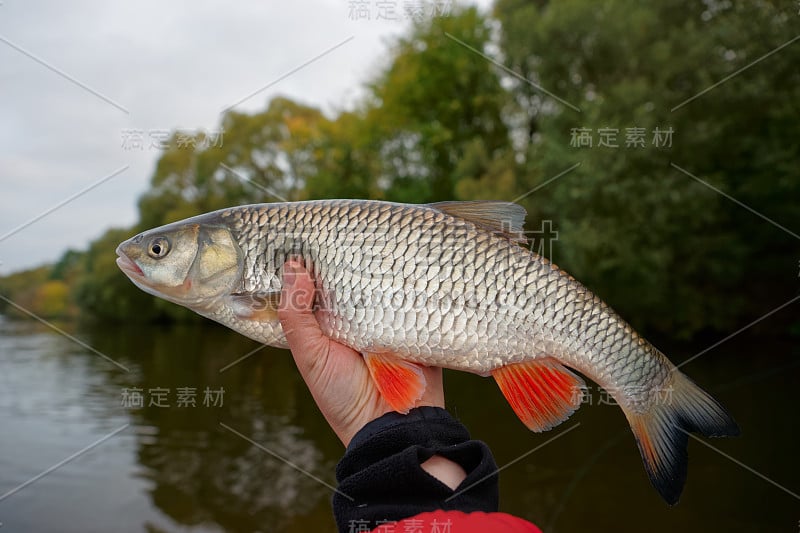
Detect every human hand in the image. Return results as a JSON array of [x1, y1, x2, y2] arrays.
[[277, 260, 446, 447]]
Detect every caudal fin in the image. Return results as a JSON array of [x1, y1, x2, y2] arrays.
[[624, 370, 740, 505]]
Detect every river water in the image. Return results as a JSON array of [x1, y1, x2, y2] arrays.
[[0, 315, 797, 532]]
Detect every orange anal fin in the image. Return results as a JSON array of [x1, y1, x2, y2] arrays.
[[363, 352, 427, 414], [491, 358, 586, 432]]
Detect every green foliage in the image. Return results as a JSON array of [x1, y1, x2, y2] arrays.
[[0, 265, 56, 317], [1, 2, 797, 338], [366, 6, 510, 202], [494, 0, 800, 336], [304, 110, 383, 200], [219, 97, 330, 202], [33, 280, 70, 317]]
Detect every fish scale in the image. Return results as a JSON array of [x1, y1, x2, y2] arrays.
[[116, 198, 739, 504], [217, 201, 666, 395]]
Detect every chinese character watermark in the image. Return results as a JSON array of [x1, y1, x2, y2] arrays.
[[528, 219, 558, 262], [149, 387, 170, 407], [121, 386, 225, 408], [348, 519, 371, 533], [347, 0, 452, 22], [429, 518, 452, 533], [203, 386, 225, 407], [374, 519, 397, 532], [597, 127, 617, 148], [651, 126, 673, 148], [569, 385, 674, 406], [570, 126, 674, 149], [352, 517, 452, 532], [176, 386, 197, 407], [400, 517, 423, 533], [121, 128, 225, 151], [120, 387, 144, 408], [570, 127, 593, 148]]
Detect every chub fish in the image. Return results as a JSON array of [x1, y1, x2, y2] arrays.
[[116, 199, 739, 503]]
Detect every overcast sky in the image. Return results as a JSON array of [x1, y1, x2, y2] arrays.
[[0, 0, 493, 274]]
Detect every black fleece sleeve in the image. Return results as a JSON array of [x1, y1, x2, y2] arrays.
[[332, 406, 499, 532]]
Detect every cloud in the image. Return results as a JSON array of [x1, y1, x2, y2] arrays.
[[0, 0, 491, 274]]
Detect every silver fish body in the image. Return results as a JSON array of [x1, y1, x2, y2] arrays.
[[116, 199, 739, 504], [212, 201, 663, 406]]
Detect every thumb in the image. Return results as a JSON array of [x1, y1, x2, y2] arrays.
[[278, 261, 329, 373]]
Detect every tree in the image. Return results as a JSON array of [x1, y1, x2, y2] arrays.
[[366, 6, 511, 202], [4, 1, 797, 338], [494, 0, 800, 336], [304, 110, 383, 200], [0, 265, 53, 317], [32, 280, 70, 318], [220, 96, 331, 202]]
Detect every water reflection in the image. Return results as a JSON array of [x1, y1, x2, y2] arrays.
[[1, 318, 343, 532], [83, 323, 342, 532], [0, 315, 798, 532]]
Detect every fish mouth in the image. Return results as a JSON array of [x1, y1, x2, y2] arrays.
[[115, 247, 144, 277]]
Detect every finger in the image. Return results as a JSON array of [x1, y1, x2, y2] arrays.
[[278, 261, 329, 373], [420, 366, 445, 408]]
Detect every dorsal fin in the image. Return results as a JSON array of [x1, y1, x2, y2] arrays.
[[429, 201, 527, 243]]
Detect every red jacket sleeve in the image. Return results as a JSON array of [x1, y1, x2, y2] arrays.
[[372, 510, 542, 533]]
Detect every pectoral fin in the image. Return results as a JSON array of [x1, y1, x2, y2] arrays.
[[492, 357, 586, 432], [363, 352, 427, 414], [230, 290, 281, 321]]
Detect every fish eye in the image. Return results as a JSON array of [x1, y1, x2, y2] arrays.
[[147, 237, 170, 259]]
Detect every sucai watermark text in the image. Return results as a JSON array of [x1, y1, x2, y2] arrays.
[[350, 517, 453, 532], [570, 126, 674, 148], [120, 386, 225, 408], [258, 285, 539, 316], [120, 128, 224, 151], [347, 0, 452, 22]]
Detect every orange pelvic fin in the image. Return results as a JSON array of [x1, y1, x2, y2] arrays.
[[491, 358, 586, 432], [363, 352, 427, 414]]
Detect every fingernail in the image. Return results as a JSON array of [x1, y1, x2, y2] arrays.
[[284, 262, 298, 287]]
